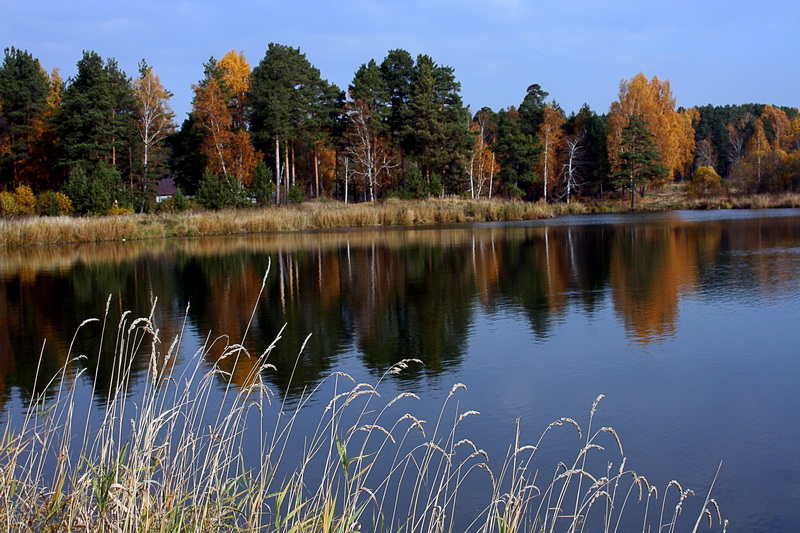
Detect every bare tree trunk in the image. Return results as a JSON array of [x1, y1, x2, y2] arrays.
[[344, 156, 349, 204], [291, 142, 296, 188], [489, 152, 495, 200], [284, 140, 290, 201], [314, 144, 320, 197], [468, 150, 476, 199]]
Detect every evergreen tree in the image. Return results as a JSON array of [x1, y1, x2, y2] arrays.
[[494, 108, 539, 199], [53, 51, 139, 177], [249, 43, 322, 203], [612, 115, 669, 210], [62, 161, 130, 214], [0, 47, 50, 188], [350, 59, 390, 124], [379, 49, 414, 151], [195, 171, 247, 210], [402, 54, 471, 194], [518, 83, 549, 135], [167, 117, 207, 196], [251, 160, 274, 206]]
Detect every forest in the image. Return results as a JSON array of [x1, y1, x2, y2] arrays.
[[1, 44, 799, 216]]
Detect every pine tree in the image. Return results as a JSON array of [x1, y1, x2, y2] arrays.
[[54, 51, 138, 174], [612, 115, 669, 210], [0, 47, 50, 188], [249, 43, 338, 203]]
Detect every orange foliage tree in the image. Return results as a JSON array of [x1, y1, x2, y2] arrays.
[[607, 73, 695, 185], [192, 76, 258, 187]]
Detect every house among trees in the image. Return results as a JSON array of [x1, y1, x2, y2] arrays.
[[156, 178, 177, 203]]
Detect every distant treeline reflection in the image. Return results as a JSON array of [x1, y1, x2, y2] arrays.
[[1, 213, 798, 405]]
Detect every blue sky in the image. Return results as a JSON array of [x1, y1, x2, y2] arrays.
[[3, 0, 798, 121]]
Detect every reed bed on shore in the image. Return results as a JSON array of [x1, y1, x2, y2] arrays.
[[0, 270, 726, 532], [0, 199, 584, 248], [685, 192, 800, 210], [3, 193, 799, 248]]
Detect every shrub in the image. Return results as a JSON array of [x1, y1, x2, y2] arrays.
[[402, 167, 428, 199], [56, 192, 73, 215], [196, 172, 248, 210], [13, 185, 36, 215], [0, 191, 19, 217], [429, 173, 443, 198], [171, 189, 192, 211], [251, 161, 275, 206], [36, 191, 66, 217], [108, 203, 135, 215], [288, 183, 305, 203], [156, 189, 192, 213], [687, 166, 723, 198], [62, 166, 92, 214], [63, 163, 132, 215]]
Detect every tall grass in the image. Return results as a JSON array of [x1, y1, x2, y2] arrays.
[[0, 268, 726, 532], [0, 199, 585, 247]]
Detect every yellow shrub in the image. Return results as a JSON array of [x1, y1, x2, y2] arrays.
[[0, 191, 19, 217], [56, 192, 73, 215], [108, 204, 134, 215], [14, 185, 36, 215], [686, 166, 723, 198]]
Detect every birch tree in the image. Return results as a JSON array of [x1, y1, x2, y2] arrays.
[[133, 60, 175, 204], [344, 99, 395, 201], [535, 103, 565, 201], [560, 131, 586, 203]]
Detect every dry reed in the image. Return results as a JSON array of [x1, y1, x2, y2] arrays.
[[0, 267, 727, 532], [0, 199, 584, 248]]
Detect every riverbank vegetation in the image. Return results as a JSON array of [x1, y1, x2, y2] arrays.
[[1, 45, 798, 222], [0, 198, 585, 246], [0, 290, 727, 531], [3, 191, 800, 247]]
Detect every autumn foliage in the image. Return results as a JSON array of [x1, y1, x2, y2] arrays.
[[607, 73, 695, 183], [1, 45, 799, 216]]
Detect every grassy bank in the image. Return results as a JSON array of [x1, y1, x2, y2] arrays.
[[1, 198, 580, 247], [3, 193, 800, 248], [0, 285, 726, 532]]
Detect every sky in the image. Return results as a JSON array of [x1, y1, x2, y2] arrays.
[[2, 0, 798, 122]]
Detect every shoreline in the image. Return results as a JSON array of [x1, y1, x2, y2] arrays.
[[2, 193, 800, 248]]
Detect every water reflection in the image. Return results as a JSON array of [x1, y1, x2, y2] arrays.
[[1, 210, 799, 405]]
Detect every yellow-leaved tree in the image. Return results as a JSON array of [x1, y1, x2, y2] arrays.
[[218, 50, 251, 130], [760, 105, 792, 153], [607, 73, 695, 188]]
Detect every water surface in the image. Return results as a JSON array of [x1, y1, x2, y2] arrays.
[[1, 209, 799, 531]]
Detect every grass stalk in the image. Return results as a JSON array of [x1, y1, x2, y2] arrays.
[[0, 290, 727, 532]]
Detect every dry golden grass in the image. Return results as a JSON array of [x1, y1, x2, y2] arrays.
[[4, 191, 797, 248], [0, 199, 583, 248], [0, 270, 727, 532]]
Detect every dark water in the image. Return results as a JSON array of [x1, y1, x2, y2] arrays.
[[1, 209, 799, 531]]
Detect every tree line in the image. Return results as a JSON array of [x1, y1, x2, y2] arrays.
[[1, 45, 799, 216]]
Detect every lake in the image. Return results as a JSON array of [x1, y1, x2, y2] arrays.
[[1, 209, 799, 531]]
